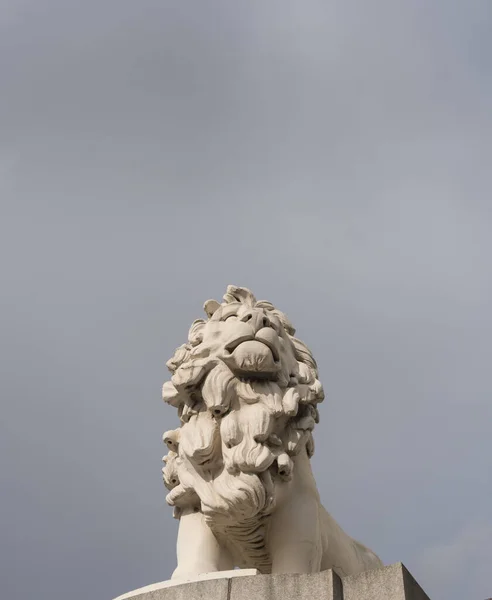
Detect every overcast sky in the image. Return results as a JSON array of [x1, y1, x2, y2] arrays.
[[1, 2, 491, 600]]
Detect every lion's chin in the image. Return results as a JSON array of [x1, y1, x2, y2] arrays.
[[222, 340, 279, 380]]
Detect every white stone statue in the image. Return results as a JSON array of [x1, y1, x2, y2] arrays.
[[162, 285, 383, 579]]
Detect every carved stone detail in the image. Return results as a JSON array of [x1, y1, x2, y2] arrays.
[[162, 286, 383, 579]]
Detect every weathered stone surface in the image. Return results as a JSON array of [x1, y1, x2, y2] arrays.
[[114, 569, 258, 600], [114, 564, 432, 600], [230, 569, 343, 600], [113, 577, 229, 600], [342, 563, 430, 600]]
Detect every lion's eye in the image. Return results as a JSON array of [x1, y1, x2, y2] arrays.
[[224, 315, 238, 322]]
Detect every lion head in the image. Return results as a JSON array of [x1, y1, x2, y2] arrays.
[[162, 285, 324, 527]]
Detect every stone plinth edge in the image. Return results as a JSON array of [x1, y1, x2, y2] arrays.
[[113, 563, 431, 600], [342, 563, 430, 600], [113, 569, 259, 600]]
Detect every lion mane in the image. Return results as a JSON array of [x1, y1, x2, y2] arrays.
[[162, 285, 324, 571]]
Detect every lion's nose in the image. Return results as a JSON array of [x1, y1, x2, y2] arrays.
[[240, 310, 271, 333]]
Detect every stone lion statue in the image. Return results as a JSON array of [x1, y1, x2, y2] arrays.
[[162, 285, 383, 579]]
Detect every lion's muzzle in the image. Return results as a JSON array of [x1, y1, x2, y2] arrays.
[[222, 327, 281, 379]]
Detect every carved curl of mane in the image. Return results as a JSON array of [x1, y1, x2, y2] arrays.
[[161, 286, 324, 535]]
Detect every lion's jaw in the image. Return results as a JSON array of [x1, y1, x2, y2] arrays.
[[224, 338, 278, 378]]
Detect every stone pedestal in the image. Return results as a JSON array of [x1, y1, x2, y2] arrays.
[[114, 563, 431, 600]]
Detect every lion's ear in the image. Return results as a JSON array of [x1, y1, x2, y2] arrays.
[[203, 299, 221, 318]]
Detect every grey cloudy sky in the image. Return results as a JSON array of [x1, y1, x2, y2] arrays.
[[1, 1, 491, 599]]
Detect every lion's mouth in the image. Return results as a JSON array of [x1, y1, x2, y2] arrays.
[[225, 335, 280, 363]]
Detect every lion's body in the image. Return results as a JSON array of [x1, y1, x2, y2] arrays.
[[162, 286, 383, 578]]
